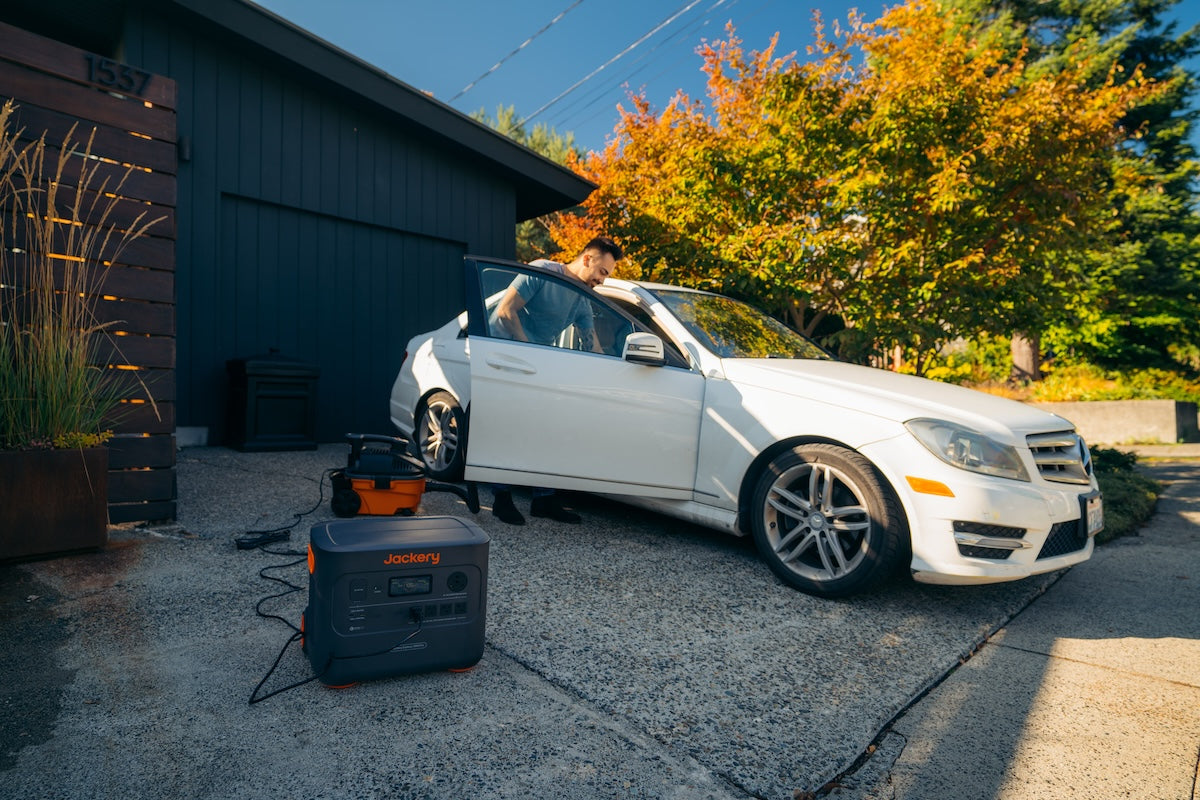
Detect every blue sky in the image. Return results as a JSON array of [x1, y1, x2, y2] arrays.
[[253, 0, 1200, 154]]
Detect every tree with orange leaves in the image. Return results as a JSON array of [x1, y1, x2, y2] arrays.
[[550, 0, 1160, 373], [552, 21, 865, 339], [846, 1, 1158, 373]]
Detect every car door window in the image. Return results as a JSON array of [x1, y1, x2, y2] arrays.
[[602, 295, 690, 368], [479, 264, 631, 357]]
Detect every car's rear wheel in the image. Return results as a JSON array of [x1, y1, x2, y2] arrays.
[[414, 391, 466, 481], [750, 444, 907, 598]]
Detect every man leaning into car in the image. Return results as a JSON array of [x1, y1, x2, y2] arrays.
[[487, 235, 623, 526], [492, 236, 620, 350]]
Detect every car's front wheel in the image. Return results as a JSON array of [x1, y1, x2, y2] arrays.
[[414, 391, 466, 481], [750, 444, 907, 598]]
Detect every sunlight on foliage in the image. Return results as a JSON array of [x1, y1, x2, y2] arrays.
[[1029, 364, 1200, 402], [548, 0, 1181, 377]]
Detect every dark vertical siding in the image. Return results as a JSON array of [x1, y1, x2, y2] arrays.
[[121, 10, 518, 442]]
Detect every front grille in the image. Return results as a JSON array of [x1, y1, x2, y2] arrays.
[[1026, 431, 1093, 485], [1037, 519, 1088, 559]]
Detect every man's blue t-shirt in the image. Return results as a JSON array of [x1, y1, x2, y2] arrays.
[[492, 260, 594, 346]]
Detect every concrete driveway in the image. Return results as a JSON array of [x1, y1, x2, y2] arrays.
[[0, 444, 1110, 799]]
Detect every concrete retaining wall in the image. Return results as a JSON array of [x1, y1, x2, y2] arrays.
[[1031, 400, 1200, 446]]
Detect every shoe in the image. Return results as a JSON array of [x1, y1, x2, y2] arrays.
[[530, 494, 581, 524], [491, 490, 525, 525]]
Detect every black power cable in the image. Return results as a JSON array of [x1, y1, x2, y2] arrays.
[[248, 605, 430, 705], [239, 468, 333, 703], [233, 468, 338, 550], [249, 632, 318, 704], [245, 544, 314, 703]]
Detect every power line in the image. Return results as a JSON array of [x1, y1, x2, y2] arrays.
[[545, 0, 799, 146], [551, 48, 706, 139], [450, 0, 585, 102], [518, 0, 709, 126], [542, 0, 735, 131]]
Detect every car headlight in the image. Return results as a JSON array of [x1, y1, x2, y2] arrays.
[[905, 418, 1030, 482]]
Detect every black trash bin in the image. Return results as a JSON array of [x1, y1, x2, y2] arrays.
[[226, 349, 319, 451]]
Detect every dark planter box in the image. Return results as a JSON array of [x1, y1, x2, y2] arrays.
[[0, 446, 109, 562]]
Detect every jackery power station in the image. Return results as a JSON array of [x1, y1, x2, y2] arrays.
[[302, 516, 490, 685]]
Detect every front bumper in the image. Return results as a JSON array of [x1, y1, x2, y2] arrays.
[[862, 436, 1099, 586]]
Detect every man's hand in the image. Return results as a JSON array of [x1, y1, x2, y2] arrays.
[[581, 328, 604, 354]]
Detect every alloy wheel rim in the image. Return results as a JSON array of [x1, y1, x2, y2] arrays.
[[420, 401, 458, 471], [762, 461, 872, 583]]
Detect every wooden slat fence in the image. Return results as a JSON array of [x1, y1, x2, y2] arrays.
[[0, 20, 178, 522]]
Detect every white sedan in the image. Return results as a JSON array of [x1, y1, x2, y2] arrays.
[[390, 257, 1102, 597]]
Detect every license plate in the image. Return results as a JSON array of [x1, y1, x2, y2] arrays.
[[1084, 493, 1104, 537]]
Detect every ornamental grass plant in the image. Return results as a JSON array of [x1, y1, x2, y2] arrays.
[[0, 100, 161, 450]]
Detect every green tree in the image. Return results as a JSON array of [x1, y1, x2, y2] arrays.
[[845, 1, 1159, 373], [471, 105, 581, 261], [949, 0, 1200, 374]]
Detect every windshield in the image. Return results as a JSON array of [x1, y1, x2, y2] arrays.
[[649, 289, 831, 360]]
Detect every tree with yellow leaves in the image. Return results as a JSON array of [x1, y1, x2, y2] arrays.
[[552, 0, 1161, 374]]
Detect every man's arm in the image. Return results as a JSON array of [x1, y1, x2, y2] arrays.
[[574, 300, 604, 353], [494, 287, 529, 342]]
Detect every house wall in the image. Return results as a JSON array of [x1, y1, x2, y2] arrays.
[[1, 0, 579, 523], [119, 7, 519, 443]]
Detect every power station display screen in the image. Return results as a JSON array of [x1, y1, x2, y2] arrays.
[[388, 575, 432, 596]]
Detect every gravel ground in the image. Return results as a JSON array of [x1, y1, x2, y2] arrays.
[[1, 444, 1068, 800]]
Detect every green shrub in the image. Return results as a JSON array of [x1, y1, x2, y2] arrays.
[[923, 334, 1013, 385], [1091, 448, 1160, 544], [1095, 469, 1159, 544], [1028, 364, 1200, 403], [1091, 446, 1140, 474]]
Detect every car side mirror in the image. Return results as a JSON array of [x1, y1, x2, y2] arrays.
[[622, 331, 666, 366]]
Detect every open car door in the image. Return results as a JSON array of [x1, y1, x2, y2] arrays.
[[462, 256, 704, 498]]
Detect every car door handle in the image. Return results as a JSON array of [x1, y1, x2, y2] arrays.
[[484, 354, 536, 374]]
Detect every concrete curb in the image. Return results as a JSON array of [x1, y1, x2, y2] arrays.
[[1125, 443, 1200, 460]]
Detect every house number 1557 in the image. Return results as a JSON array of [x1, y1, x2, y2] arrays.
[[84, 54, 152, 97]]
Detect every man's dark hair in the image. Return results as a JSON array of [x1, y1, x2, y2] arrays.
[[581, 236, 622, 261]]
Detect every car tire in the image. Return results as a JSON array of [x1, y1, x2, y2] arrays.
[[750, 443, 908, 598], [414, 391, 466, 481]]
